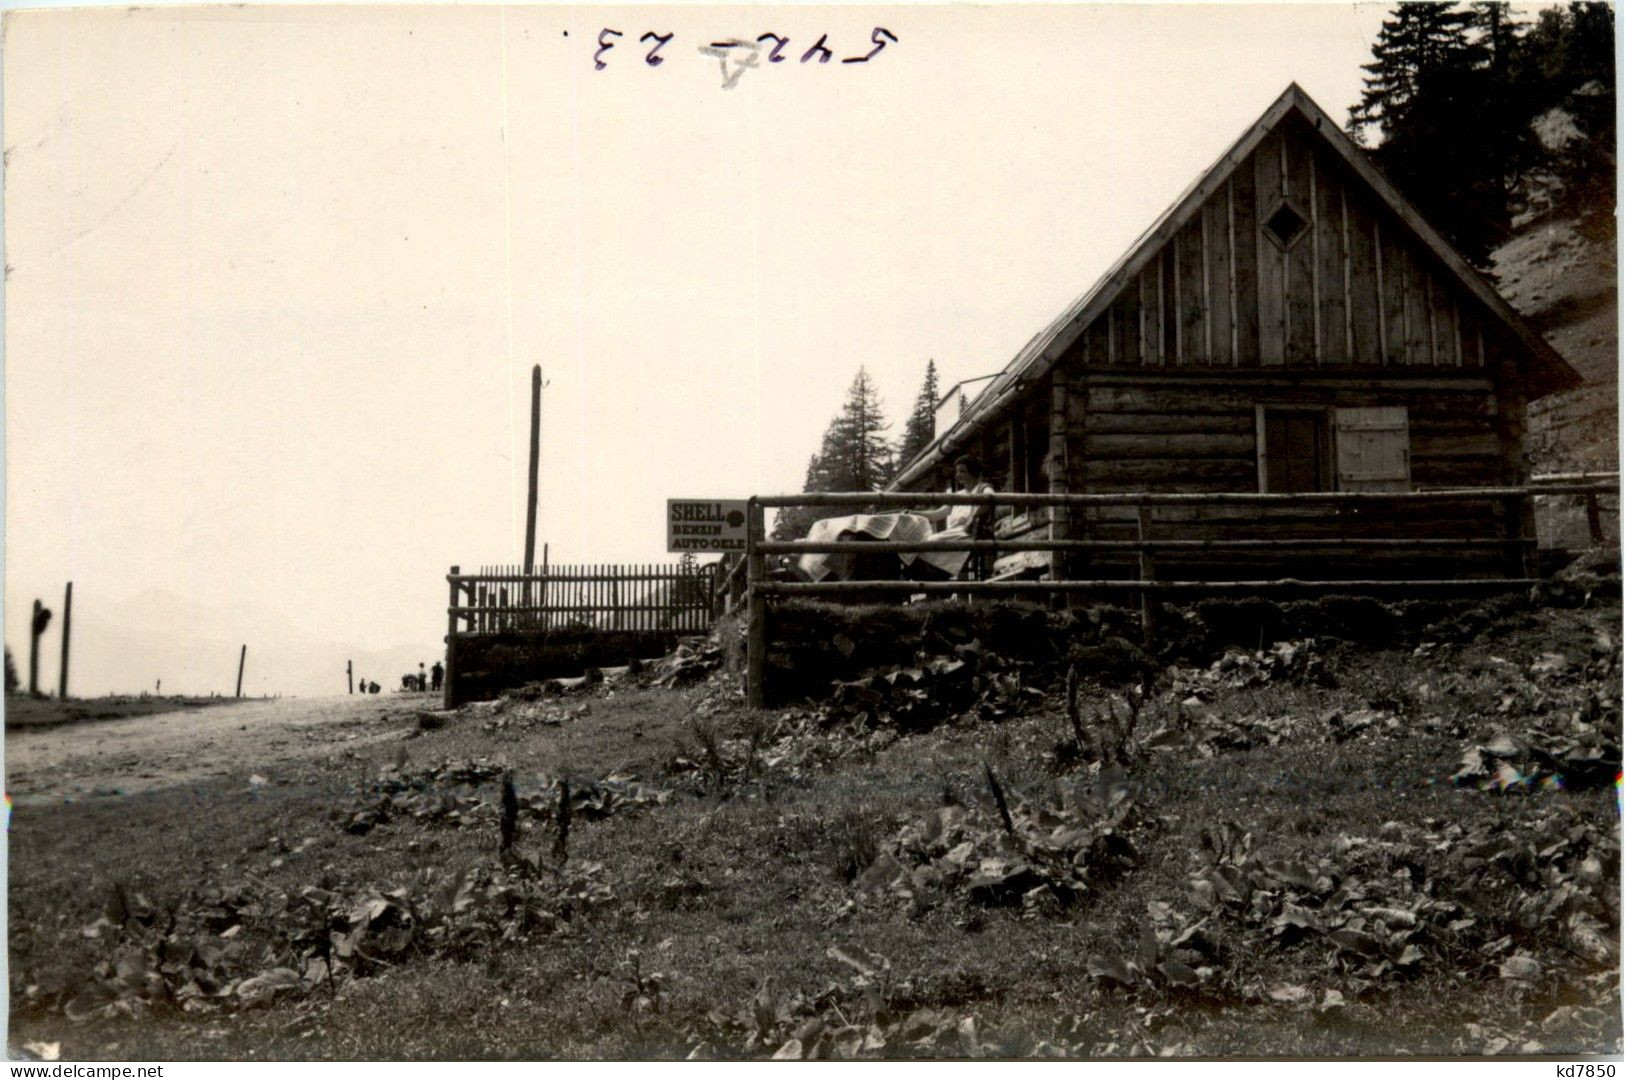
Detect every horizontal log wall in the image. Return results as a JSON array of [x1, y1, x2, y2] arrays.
[[1061, 373, 1505, 564], [1065, 114, 1487, 374]]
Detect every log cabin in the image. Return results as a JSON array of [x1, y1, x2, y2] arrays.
[[888, 83, 1584, 582]]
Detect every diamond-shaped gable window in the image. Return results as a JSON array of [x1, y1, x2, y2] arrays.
[[1263, 200, 1309, 250]]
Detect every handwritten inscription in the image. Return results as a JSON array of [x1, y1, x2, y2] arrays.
[[595, 27, 897, 87]]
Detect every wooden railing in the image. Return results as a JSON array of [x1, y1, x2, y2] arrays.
[[445, 562, 716, 638], [1532, 471, 1619, 544], [739, 482, 1619, 706], [439, 561, 718, 707]]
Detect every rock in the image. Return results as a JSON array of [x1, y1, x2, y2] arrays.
[[416, 711, 451, 731]]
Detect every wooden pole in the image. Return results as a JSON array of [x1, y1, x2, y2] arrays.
[[235, 644, 247, 698], [1137, 506, 1157, 645], [444, 565, 460, 708], [28, 599, 43, 696], [347, 659, 354, 694], [1048, 372, 1071, 592], [746, 499, 767, 708], [58, 581, 73, 700], [524, 366, 542, 605]]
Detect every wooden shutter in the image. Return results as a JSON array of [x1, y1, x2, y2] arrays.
[[1334, 406, 1410, 491]]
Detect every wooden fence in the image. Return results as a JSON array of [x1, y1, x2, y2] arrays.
[[1531, 471, 1620, 543], [739, 481, 1620, 707], [442, 561, 718, 706], [446, 562, 717, 637]]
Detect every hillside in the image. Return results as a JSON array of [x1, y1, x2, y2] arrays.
[[8, 585, 1620, 1059], [1495, 215, 1618, 474]]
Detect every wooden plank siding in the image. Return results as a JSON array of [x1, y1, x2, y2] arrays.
[[1314, 151, 1349, 366], [1177, 220, 1206, 364], [1056, 117, 1491, 378], [1254, 128, 1287, 366], [1344, 187, 1383, 365], [1208, 190, 1236, 365], [1282, 122, 1317, 366]]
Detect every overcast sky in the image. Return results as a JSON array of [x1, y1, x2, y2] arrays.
[[5, 3, 1405, 694]]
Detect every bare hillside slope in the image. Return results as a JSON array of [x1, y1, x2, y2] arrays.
[[1494, 216, 1618, 472]]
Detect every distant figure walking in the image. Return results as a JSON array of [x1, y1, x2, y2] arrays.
[[419, 662, 428, 692], [431, 661, 444, 692]]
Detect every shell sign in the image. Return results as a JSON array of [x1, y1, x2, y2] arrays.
[[666, 499, 749, 553]]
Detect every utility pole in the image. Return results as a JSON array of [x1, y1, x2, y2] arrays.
[[523, 365, 543, 608], [28, 599, 51, 697], [347, 659, 354, 695], [235, 645, 247, 698], [58, 582, 73, 700]]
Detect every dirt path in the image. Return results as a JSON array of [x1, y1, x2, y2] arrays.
[[4, 694, 433, 805]]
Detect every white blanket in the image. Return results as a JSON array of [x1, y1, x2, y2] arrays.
[[796, 512, 935, 582]]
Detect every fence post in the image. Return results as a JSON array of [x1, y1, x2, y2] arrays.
[[444, 565, 459, 708], [1137, 504, 1157, 645], [1502, 495, 1535, 578], [746, 499, 767, 708], [29, 598, 45, 696], [1048, 371, 1071, 596], [1585, 492, 1604, 544]]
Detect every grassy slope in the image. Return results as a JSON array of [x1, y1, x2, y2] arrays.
[[3, 695, 235, 730], [8, 591, 1620, 1060]]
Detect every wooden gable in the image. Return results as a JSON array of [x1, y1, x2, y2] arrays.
[[1063, 111, 1514, 373]]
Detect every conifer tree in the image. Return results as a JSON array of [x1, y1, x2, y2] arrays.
[[821, 367, 895, 494], [770, 369, 896, 539], [895, 359, 941, 475], [1350, 1, 1617, 256], [1345, 4, 1521, 264], [1347, 3, 1508, 266]]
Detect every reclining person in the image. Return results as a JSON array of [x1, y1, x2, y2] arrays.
[[905, 456, 996, 581]]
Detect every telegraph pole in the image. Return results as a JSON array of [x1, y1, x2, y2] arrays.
[[347, 659, 354, 694], [523, 365, 543, 604], [58, 582, 73, 700], [235, 645, 247, 698]]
